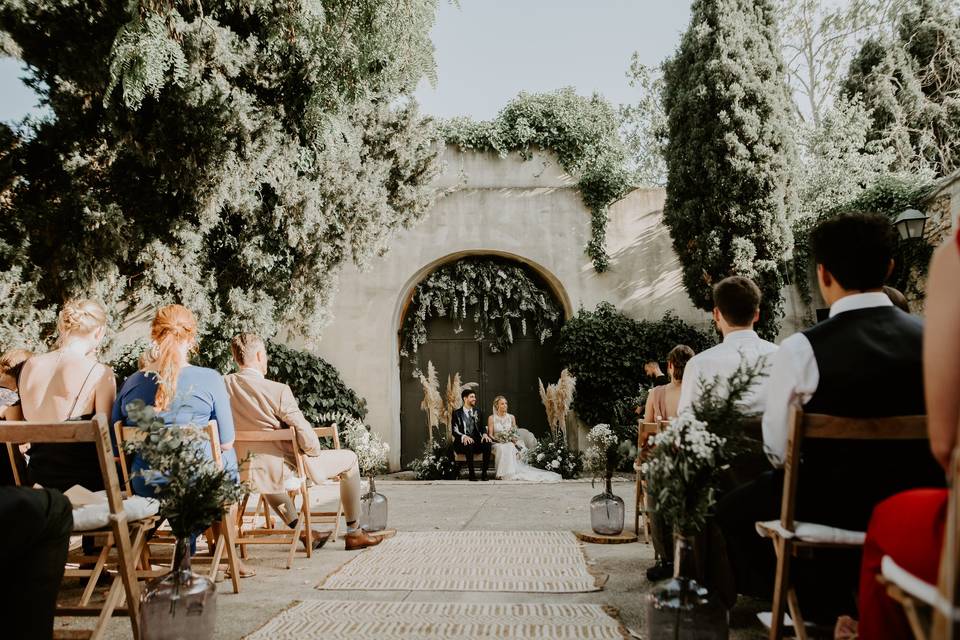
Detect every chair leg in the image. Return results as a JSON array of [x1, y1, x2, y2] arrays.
[[787, 587, 808, 640], [79, 542, 112, 606], [222, 506, 241, 594], [769, 536, 792, 640], [208, 526, 225, 581], [634, 474, 641, 536], [286, 516, 303, 569], [89, 576, 125, 640], [237, 495, 250, 560]]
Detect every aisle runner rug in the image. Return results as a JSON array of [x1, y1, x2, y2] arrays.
[[317, 530, 603, 592], [245, 600, 629, 639]]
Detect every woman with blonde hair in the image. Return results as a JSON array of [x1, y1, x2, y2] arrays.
[[487, 395, 560, 482], [18, 299, 116, 491], [112, 304, 237, 497]]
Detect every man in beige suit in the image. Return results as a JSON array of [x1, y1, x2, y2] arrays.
[[224, 334, 380, 551]]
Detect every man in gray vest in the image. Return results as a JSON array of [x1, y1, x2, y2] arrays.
[[451, 389, 492, 481]]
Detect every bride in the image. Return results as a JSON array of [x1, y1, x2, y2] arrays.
[[487, 396, 561, 482]]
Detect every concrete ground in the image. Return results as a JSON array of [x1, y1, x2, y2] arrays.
[[64, 478, 771, 639]]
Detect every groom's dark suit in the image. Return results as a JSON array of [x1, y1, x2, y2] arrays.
[[451, 406, 491, 480]]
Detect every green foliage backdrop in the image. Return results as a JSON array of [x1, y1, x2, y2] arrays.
[[556, 302, 716, 426], [440, 89, 631, 271], [662, 0, 799, 340], [0, 1, 442, 350]]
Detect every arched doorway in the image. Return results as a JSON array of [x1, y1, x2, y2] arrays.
[[397, 256, 566, 468]]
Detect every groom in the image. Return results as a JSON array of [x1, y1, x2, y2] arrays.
[[451, 389, 492, 481]]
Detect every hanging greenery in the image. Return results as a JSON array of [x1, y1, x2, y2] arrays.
[[400, 258, 562, 359], [440, 89, 631, 271]]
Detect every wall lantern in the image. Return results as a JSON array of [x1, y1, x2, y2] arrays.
[[893, 208, 929, 241]]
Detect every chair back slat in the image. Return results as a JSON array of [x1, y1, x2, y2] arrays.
[[0, 421, 98, 443], [803, 414, 927, 440], [314, 424, 341, 449], [779, 408, 928, 531], [233, 429, 297, 443]]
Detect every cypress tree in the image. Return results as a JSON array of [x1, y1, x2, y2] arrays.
[[662, 0, 799, 339]]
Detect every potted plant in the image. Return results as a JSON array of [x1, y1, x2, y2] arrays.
[[122, 401, 248, 640], [336, 414, 390, 532], [583, 424, 635, 535]]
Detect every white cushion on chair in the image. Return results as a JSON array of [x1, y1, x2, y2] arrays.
[[283, 476, 305, 492], [72, 494, 159, 532], [881, 555, 939, 608], [756, 520, 866, 546]]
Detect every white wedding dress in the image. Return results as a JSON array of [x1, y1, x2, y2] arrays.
[[491, 413, 562, 482]]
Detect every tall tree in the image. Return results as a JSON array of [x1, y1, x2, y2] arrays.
[[842, 0, 960, 175], [0, 1, 441, 352], [778, 0, 907, 125], [662, 0, 799, 339], [621, 56, 668, 187]]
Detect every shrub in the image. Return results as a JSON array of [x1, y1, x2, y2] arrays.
[[410, 427, 459, 480], [557, 303, 715, 426], [528, 431, 582, 479]]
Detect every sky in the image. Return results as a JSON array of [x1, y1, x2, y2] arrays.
[[0, 1, 693, 124]]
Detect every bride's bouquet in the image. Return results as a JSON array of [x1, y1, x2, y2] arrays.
[[493, 425, 520, 445]]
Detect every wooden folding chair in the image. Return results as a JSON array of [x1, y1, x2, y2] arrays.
[[0, 416, 155, 640], [114, 420, 242, 594], [876, 447, 960, 640], [234, 428, 312, 568], [756, 408, 928, 640], [309, 424, 346, 541], [634, 421, 662, 541]]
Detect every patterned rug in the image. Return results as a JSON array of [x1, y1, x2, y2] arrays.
[[245, 600, 628, 639], [317, 531, 603, 592]]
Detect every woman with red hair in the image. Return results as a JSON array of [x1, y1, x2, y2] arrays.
[[112, 305, 237, 497]]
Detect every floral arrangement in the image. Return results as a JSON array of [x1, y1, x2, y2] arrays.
[[410, 426, 459, 480], [400, 257, 561, 359], [529, 430, 582, 479], [583, 423, 636, 483], [122, 400, 248, 540], [492, 423, 520, 445], [538, 368, 576, 435], [641, 413, 726, 536], [320, 411, 389, 477]]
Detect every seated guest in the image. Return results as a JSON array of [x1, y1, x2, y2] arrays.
[[715, 214, 944, 622], [0, 486, 72, 640], [0, 348, 32, 420], [643, 345, 695, 423], [644, 359, 669, 386], [224, 333, 380, 551], [856, 228, 960, 639], [643, 344, 695, 580], [19, 300, 116, 491], [677, 276, 777, 414], [113, 304, 237, 495]]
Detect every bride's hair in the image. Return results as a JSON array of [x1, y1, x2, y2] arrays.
[[492, 395, 508, 414]]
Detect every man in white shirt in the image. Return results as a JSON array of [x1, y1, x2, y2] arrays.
[[677, 276, 778, 415], [713, 214, 943, 623]]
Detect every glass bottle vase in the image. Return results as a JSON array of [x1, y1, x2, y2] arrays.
[[140, 537, 217, 640], [645, 534, 729, 639], [360, 475, 388, 532], [589, 476, 625, 535]]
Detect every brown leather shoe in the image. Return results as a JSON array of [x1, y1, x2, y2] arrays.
[[344, 529, 382, 551], [300, 529, 332, 551]]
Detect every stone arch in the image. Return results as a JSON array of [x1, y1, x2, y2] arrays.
[[393, 250, 571, 467]]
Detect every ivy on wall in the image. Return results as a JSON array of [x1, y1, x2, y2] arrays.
[[400, 257, 562, 359], [439, 89, 631, 271]]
